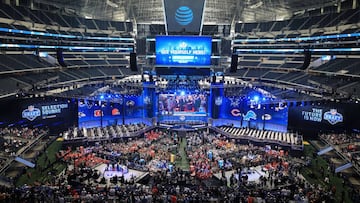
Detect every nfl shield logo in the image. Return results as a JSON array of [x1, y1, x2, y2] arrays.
[[215, 97, 222, 106]]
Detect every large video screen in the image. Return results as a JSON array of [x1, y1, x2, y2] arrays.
[[155, 36, 212, 66], [158, 93, 207, 116]]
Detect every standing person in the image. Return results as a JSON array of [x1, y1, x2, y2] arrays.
[[194, 95, 201, 112]]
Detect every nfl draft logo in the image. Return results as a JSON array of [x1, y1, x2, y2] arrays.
[[144, 96, 151, 105], [323, 109, 343, 125], [22, 105, 41, 121], [215, 97, 222, 106]]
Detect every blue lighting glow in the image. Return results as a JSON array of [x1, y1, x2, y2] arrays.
[[180, 91, 186, 96], [0, 27, 135, 41], [232, 33, 360, 43], [0, 43, 133, 52], [100, 95, 104, 99], [253, 96, 259, 102], [234, 47, 360, 54]]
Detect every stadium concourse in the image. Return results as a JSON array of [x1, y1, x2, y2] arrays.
[[0, 0, 360, 202]]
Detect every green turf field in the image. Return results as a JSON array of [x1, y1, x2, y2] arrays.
[[300, 143, 352, 203], [16, 138, 66, 186], [176, 138, 190, 171]]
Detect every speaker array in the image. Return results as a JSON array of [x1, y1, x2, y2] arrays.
[[130, 52, 137, 72], [300, 50, 311, 70], [230, 54, 238, 73], [56, 48, 67, 67]]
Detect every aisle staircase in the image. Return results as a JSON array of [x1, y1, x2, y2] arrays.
[[335, 163, 353, 173], [317, 146, 334, 155]]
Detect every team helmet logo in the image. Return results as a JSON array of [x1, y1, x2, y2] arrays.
[[94, 110, 103, 117], [78, 112, 86, 118], [323, 109, 343, 125], [229, 97, 240, 107], [231, 109, 241, 117], [22, 105, 41, 121], [126, 100, 135, 107], [243, 110, 257, 121], [112, 108, 120, 116]]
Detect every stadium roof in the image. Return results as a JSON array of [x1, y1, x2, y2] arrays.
[[32, 0, 341, 24]]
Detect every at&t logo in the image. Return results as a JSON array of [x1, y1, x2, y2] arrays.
[[175, 6, 193, 26]]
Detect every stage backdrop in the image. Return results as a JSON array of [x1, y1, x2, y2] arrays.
[[78, 95, 145, 128], [0, 96, 77, 134]]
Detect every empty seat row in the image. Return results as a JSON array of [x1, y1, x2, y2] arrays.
[[63, 123, 148, 140], [219, 126, 302, 146]]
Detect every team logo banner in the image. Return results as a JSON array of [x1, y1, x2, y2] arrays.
[[163, 0, 205, 33]]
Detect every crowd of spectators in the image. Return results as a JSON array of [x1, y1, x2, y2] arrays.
[[0, 127, 46, 156], [320, 133, 360, 146], [320, 132, 360, 177], [0, 128, 354, 202]]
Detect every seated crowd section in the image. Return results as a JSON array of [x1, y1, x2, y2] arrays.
[[0, 127, 47, 156], [235, 7, 359, 34], [320, 132, 360, 170]]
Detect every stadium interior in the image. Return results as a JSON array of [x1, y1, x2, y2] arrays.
[[0, 0, 359, 202]]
